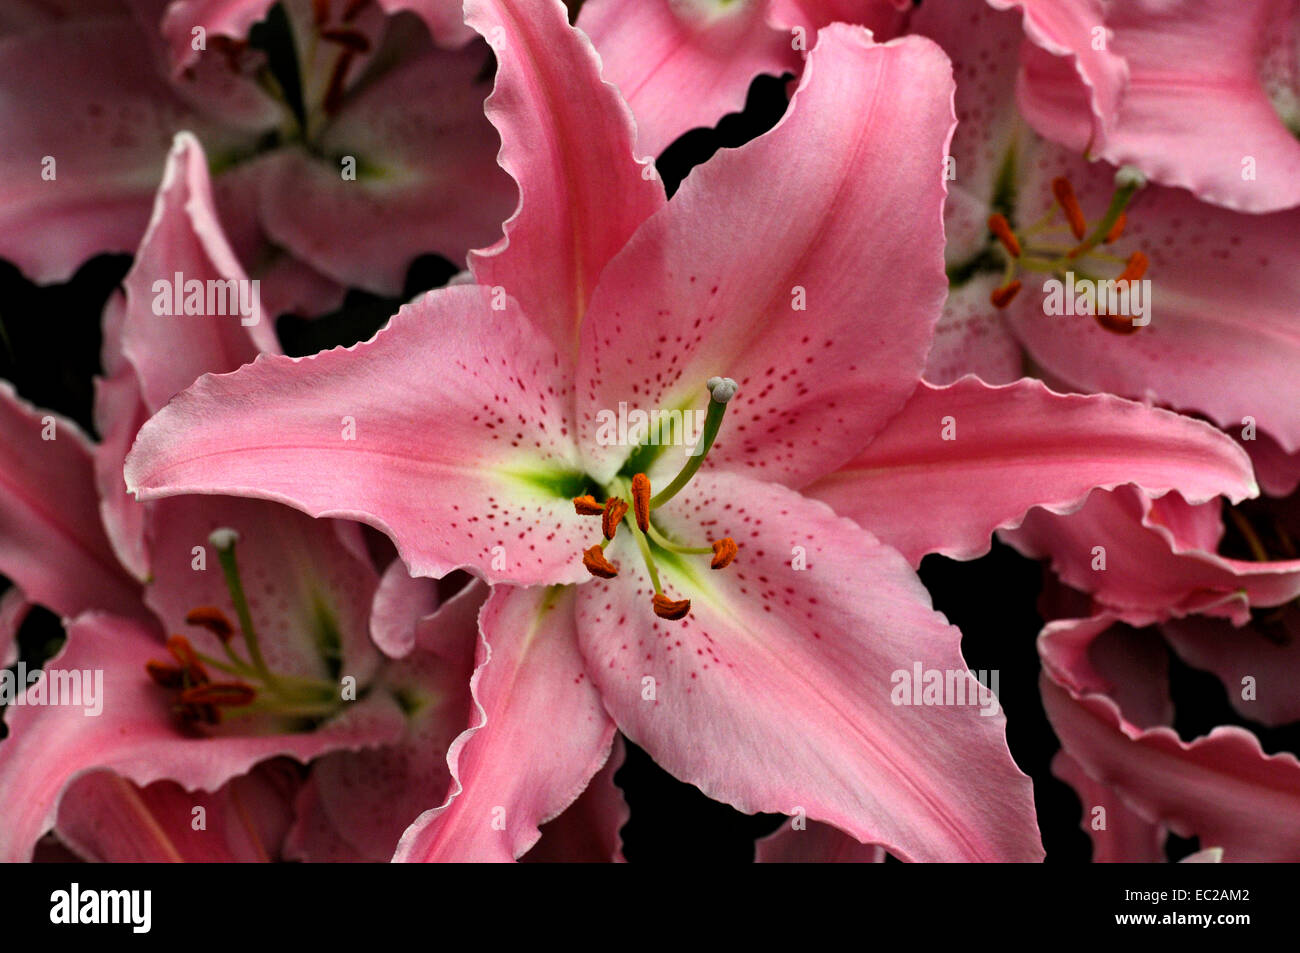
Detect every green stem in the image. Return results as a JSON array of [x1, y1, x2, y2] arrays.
[[628, 520, 664, 594]]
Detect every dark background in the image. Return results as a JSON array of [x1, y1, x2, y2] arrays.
[[0, 65, 1284, 864]]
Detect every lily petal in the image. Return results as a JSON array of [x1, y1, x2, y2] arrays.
[[1041, 621, 1300, 861], [579, 472, 1044, 862], [806, 377, 1257, 567], [1162, 608, 1300, 727], [121, 132, 278, 415], [1083, 0, 1300, 212], [465, 0, 664, 364], [54, 761, 300, 862], [578, 0, 800, 157], [1002, 486, 1300, 625], [524, 734, 628, 863], [394, 585, 617, 862], [125, 284, 592, 586], [1052, 750, 1166, 862], [755, 820, 887, 863], [0, 384, 143, 620]]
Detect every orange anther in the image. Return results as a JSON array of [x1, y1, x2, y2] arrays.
[[1117, 250, 1149, 283], [651, 594, 691, 620], [582, 545, 619, 579], [602, 498, 629, 540], [185, 606, 234, 642], [990, 280, 1023, 309], [1051, 177, 1088, 240], [630, 474, 651, 532], [573, 494, 605, 515], [166, 635, 209, 684], [710, 537, 738, 570], [145, 660, 184, 689], [987, 214, 1021, 258]]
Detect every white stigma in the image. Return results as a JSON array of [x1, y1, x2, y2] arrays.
[[1115, 165, 1147, 190], [708, 377, 738, 403], [208, 527, 240, 550]]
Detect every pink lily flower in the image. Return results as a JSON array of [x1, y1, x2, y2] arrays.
[[0, 0, 513, 310], [0, 133, 475, 862], [126, 0, 1260, 862]]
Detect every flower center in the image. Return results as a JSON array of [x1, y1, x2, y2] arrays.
[[986, 166, 1150, 334], [145, 529, 343, 731], [572, 378, 740, 620]]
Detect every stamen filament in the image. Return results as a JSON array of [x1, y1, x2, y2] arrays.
[[628, 519, 664, 594], [644, 522, 713, 555]]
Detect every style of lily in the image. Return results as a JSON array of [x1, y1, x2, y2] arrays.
[[0, 0, 513, 313], [126, 0, 1260, 862], [0, 133, 476, 862]]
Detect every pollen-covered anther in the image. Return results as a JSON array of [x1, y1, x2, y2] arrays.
[[710, 537, 738, 570], [652, 594, 691, 620], [990, 279, 1022, 309], [602, 498, 629, 539], [145, 660, 184, 689], [573, 494, 605, 516], [1095, 252, 1151, 336], [987, 213, 1021, 258], [582, 545, 619, 579], [1051, 176, 1088, 240], [631, 474, 651, 532], [185, 606, 235, 642], [1117, 250, 1149, 283], [165, 634, 208, 683]]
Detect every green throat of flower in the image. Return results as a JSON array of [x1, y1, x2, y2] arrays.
[[573, 378, 741, 621], [145, 528, 345, 730]]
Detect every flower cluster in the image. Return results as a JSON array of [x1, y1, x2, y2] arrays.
[[0, 0, 1297, 863]]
